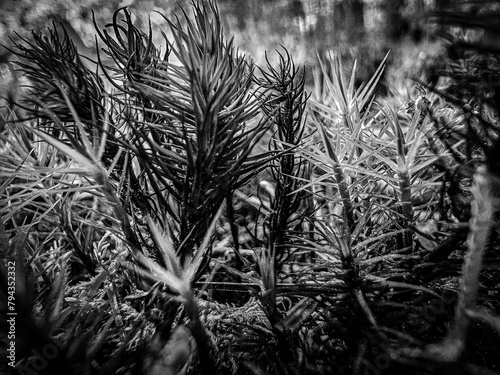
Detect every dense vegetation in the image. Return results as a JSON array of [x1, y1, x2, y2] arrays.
[[1, 1, 500, 374]]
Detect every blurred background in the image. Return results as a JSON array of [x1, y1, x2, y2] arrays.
[[0, 0, 481, 101]]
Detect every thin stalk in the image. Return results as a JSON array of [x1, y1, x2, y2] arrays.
[[317, 121, 356, 234], [397, 167, 413, 249], [447, 166, 493, 357], [183, 290, 216, 375], [225, 190, 244, 269], [395, 116, 413, 250]]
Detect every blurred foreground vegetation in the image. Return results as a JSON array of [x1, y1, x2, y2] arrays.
[[1, 1, 500, 374]]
